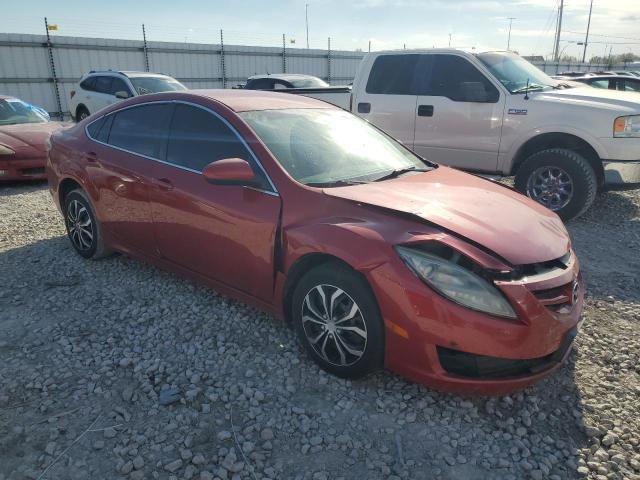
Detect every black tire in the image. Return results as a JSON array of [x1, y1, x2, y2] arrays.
[[514, 148, 597, 221], [76, 106, 90, 122], [63, 189, 111, 259], [291, 262, 384, 379]]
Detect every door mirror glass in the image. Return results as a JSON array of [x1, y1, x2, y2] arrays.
[[115, 90, 130, 99], [202, 158, 256, 185]]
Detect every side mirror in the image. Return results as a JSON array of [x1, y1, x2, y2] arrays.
[[115, 91, 130, 99], [202, 158, 257, 186]]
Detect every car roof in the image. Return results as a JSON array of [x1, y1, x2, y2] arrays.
[[188, 89, 336, 112], [0, 94, 14, 100], [85, 71, 171, 78], [247, 73, 323, 81]]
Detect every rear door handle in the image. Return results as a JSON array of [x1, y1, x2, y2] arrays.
[[154, 177, 174, 191], [357, 102, 371, 114], [418, 105, 434, 117]]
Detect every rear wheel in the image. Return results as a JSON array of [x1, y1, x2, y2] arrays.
[[515, 148, 597, 221], [291, 262, 384, 379], [63, 189, 110, 259]]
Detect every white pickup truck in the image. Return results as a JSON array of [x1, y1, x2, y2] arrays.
[[291, 49, 640, 220]]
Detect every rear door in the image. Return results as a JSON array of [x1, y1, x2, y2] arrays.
[[352, 54, 420, 148], [148, 103, 281, 302], [87, 102, 173, 253], [413, 54, 505, 172]]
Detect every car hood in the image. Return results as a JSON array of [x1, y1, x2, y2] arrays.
[[535, 86, 640, 114], [0, 122, 66, 152], [323, 167, 570, 266]]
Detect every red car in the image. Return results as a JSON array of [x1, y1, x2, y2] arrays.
[[46, 90, 583, 395], [0, 95, 66, 181]]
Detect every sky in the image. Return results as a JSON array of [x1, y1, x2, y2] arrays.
[[3, 0, 640, 59]]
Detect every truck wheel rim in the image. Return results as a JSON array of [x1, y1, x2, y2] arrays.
[[66, 199, 93, 251], [301, 284, 367, 367], [527, 166, 573, 211]]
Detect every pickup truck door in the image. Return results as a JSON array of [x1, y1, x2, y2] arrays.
[[352, 54, 420, 148], [413, 54, 505, 172]]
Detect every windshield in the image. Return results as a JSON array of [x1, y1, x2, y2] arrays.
[[129, 77, 187, 95], [0, 99, 48, 126], [477, 52, 558, 94], [240, 108, 430, 186], [289, 77, 329, 88]]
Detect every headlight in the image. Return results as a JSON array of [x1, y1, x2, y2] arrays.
[[396, 246, 516, 319], [614, 115, 640, 138], [0, 144, 15, 156]]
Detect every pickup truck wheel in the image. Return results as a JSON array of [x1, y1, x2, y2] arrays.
[[291, 263, 384, 379], [515, 148, 597, 221]]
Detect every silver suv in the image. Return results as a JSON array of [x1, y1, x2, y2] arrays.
[[69, 71, 186, 121]]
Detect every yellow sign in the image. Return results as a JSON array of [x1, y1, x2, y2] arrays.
[[47, 25, 58, 31]]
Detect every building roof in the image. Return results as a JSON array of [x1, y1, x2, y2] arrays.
[[189, 89, 335, 112]]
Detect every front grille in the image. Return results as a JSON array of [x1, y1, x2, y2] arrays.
[[532, 281, 575, 310], [437, 327, 577, 380]]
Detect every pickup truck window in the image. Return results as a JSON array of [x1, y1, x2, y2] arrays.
[[477, 52, 557, 94], [424, 55, 499, 103], [366, 54, 421, 95], [240, 108, 429, 186]]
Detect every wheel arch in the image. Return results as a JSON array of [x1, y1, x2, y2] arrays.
[[58, 177, 84, 208], [510, 132, 604, 187]]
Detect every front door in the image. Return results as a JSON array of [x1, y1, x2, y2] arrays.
[[149, 103, 281, 302], [413, 54, 505, 172]]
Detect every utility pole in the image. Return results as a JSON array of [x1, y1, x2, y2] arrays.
[[305, 3, 309, 49], [448, 33, 451, 47], [553, 0, 564, 61], [582, 0, 593, 63], [507, 17, 516, 50]]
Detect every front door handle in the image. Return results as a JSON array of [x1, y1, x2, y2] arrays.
[[154, 177, 174, 191], [418, 105, 434, 117]]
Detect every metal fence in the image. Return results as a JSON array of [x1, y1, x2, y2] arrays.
[[0, 31, 364, 119], [1, 31, 636, 120]]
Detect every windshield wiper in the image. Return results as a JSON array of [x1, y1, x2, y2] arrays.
[[512, 83, 548, 94], [373, 166, 430, 182], [305, 179, 369, 188]]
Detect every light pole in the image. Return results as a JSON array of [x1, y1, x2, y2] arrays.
[[507, 17, 516, 50], [448, 33, 451, 47], [582, 0, 593, 63], [305, 3, 309, 49]]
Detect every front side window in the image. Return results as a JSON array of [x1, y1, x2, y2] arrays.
[[108, 103, 173, 158], [365, 54, 420, 95], [110, 78, 131, 96], [0, 98, 48, 125], [166, 104, 253, 173], [477, 52, 557, 94], [426, 55, 499, 102], [240, 108, 430, 186], [590, 79, 612, 89], [622, 79, 640, 92], [128, 77, 186, 95]]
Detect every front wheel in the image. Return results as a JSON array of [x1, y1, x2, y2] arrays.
[[291, 263, 384, 379], [514, 148, 597, 221]]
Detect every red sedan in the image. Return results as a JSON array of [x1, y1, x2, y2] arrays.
[[0, 95, 66, 181], [46, 90, 583, 395]]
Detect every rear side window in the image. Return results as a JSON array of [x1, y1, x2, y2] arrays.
[[96, 114, 114, 143], [426, 55, 499, 102], [365, 55, 420, 95], [590, 79, 612, 89], [108, 103, 173, 158], [86, 116, 105, 138], [247, 78, 274, 90], [94, 76, 113, 94], [80, 77, 96, 91], [166, 104, 253, 172], [622, 79, 640, 92]]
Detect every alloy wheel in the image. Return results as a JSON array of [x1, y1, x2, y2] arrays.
[[301, 284, 367, 367], [526, 166, 574, 211], [66, 199, 93, 251]]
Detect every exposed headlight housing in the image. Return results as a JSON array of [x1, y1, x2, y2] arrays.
[[614, 115, 640, 138], [396, 245, 517, 319], [0, 144, 15, 156]]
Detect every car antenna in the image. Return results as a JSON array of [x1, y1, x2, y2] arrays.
[[524, 78, 530, 100]]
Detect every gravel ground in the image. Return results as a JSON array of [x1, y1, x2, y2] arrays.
[[1, 181, 639, 480]]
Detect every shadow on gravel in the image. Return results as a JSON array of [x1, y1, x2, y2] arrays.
[[0, 179, 48, 197]]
